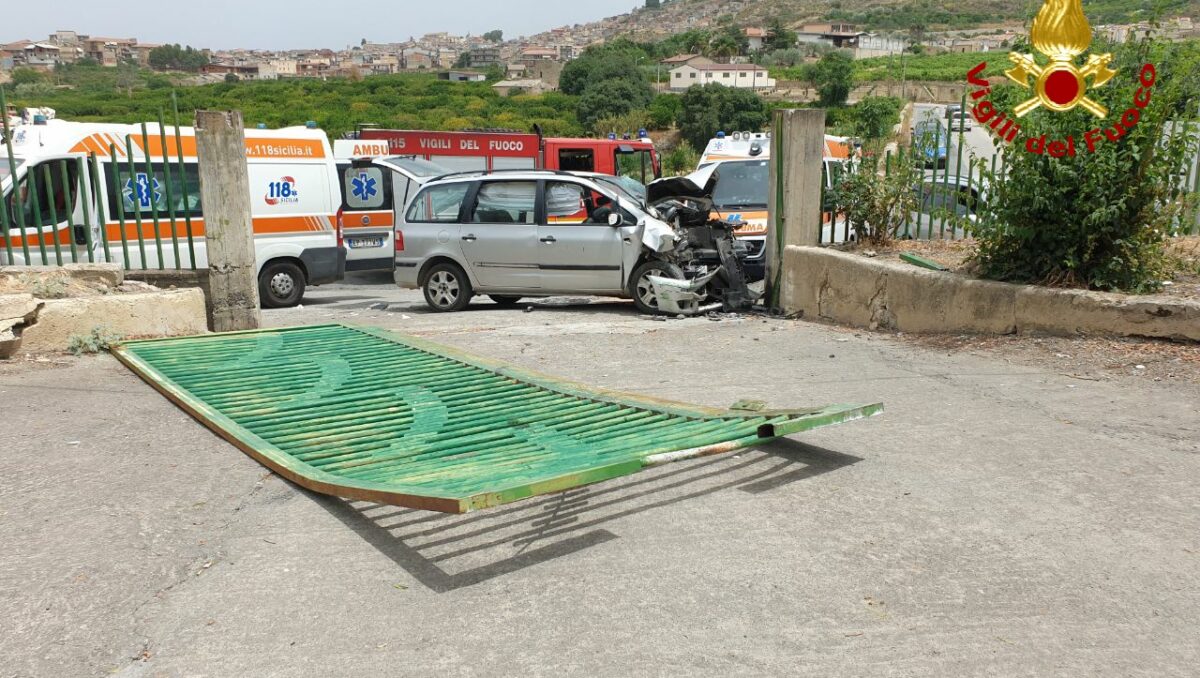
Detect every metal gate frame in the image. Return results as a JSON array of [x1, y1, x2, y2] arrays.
[[114, 324, 882, 513]]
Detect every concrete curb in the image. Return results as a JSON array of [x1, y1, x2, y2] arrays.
[[783, 246, 1200, 341]]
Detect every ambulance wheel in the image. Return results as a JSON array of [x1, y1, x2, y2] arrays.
[[629, 260, 686, 315], [259, 260, 306, 309], [488, 295, 523, 306], [422, 262, 473, 312]]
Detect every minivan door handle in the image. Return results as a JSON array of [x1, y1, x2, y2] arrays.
[[539, 236, 557, 244], [461, 234, 477, 242]]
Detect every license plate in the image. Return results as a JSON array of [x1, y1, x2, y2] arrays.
[[348, 237, 384, 249]]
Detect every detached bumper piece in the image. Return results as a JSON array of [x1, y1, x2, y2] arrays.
[[114, 324, 881, 513]]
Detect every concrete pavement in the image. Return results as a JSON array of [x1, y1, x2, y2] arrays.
[[1, 276, 1197, 677]]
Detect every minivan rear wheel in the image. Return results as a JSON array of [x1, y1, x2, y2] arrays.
[[422, 262, 473, 312]]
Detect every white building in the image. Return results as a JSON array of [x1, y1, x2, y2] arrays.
[[669, 63, 775, 91]]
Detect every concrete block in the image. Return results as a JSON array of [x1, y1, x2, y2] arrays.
[[0, 293, 42, 359], [62, 263, 123, 288], [19, 289, 208, 355]]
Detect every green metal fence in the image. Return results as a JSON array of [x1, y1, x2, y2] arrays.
[[818, 95, 1200, 245], [1, 88, 201, 270]]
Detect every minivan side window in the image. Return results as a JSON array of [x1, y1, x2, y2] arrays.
[[406, 183, 470, 223], [469, 181, 536, 224]]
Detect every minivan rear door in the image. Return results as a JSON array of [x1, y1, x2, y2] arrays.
[[459, 180, 540, 289]]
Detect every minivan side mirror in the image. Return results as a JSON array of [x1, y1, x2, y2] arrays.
[[607, 212, 622, 227]]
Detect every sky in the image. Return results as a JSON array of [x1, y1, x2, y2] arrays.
[[6, 0, 639, 50]]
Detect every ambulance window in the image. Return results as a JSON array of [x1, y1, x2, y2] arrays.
[[0, 157, 22, 181], [104, 162, 202, 220], [6, 159, 80, 228], [557, 149, 594, 172], [342, 166, 391, 211], [406, 183, 470, 223]]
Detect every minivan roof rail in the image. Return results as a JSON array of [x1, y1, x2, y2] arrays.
[[427, 168, 585, 182]]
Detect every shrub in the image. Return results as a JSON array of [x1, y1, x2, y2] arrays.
[[67, 327, 123, 356], [828, 143, 924, 244], [972, 39, 1200, 292], [663, 142, 701, 176]]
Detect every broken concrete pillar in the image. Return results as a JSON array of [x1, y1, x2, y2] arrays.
[[194, 110, 260, 333], [766, 108, 826, 312]]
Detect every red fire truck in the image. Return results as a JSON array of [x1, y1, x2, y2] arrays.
[[355, 127, 660, 184]]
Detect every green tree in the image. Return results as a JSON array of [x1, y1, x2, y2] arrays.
[[453, 52, 471, 69], [810, 50, 854, 107], [483, 30, 503, 42], [677, 83, 769, 151], [224, 73, 240, 84], [645, 0, 661, 8], [766, 18, 797, 51], [851, 96, 902, 139], [648, 94, 682, 129], [10, 68, 44, 86], [577, 79, 654, 129], [148, 44, 209, 72]]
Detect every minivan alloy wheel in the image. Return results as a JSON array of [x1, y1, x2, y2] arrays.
[[429, 270, 460, 308]]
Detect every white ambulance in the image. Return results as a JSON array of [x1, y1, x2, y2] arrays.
[[331, 139, 449, 273], [698, 131, 855, 266], [0, 116, 345, 307]]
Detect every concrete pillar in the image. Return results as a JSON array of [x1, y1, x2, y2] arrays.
[[194, 110, 260, 332], [766, 108, 826, 312]]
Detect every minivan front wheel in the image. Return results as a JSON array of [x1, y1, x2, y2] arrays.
[[629, 260, 688, 315], [422, 262, 473, 312]]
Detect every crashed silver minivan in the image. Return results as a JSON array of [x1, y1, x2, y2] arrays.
[[393, 167, 755, 314]]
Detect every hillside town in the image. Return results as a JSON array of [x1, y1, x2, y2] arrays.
[[3, 13, 1196, 94]]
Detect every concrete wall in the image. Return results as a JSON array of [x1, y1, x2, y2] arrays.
[[783, 246, 1200, 341]]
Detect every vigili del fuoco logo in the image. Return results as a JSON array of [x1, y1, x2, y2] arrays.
[[965, 0, 1158, 157]]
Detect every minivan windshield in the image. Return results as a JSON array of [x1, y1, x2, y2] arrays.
[[593, 175, 645, 207], [711, 159, 768, 209]]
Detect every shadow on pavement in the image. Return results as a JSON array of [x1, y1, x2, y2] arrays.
[[310, 438, 861, 593]]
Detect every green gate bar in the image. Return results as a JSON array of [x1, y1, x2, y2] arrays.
[[123, 136, 148, 269], [109, 144, 132, 270], [114, 324, 882, 514], [139, 124, 165, 269], [41, 164, 64, 266], [155, 113, 183, 268], [171, 93, 198, 269]]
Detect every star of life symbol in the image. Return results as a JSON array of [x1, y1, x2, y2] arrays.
[[351, 172, 378, 201], [1005, 0, 1117, 118], [123, 173, 162, 211]]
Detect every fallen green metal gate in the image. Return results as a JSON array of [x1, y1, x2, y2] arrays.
[[114, 324, 882, 513]]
